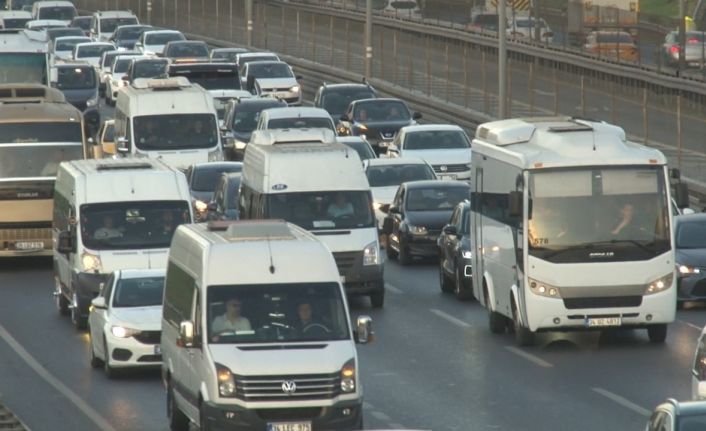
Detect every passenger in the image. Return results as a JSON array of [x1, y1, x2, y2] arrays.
[[156, 211, 176, 236], [211, 296, 252, 337], [326, 193, 355, 218], [94, 214, 123, 240]]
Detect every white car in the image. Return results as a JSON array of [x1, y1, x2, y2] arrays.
[[388, 124, 472, 181], [507, 15, 553, 41], [88, 269, 165, 378], [364, 157, 437, 229], [72, 42, 116, 68], [244, 60, 302, 105], [134, 29, 185, 56], [49, 35, 90, 63], [105, 53, 146, 105]]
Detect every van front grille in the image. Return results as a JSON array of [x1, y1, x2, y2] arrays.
[[332, 251, 359, 277], [234, 373, 341, 402]]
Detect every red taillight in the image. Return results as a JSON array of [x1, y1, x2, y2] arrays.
[[688, 38, 701, 43], [670, 44, 680, 54]]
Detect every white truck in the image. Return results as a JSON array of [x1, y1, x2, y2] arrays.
[[567, 0, 639, 45]]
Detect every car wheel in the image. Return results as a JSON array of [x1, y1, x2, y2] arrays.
[[512, 298, 534, 347], [398, 241, 412, 266], [647, 324, 668, 343], [454, 265, 473, 301], [89, 328, 102, 368], [438, 257, 453, 293], [385, 235, 398, 260], [103, 339, 117, 379], [167, 381, 190, 431], [55, 278, 69, 316], [71, 292, 87, 330]]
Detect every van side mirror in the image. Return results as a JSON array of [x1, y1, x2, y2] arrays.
[[381, 217, 393, 235], [443, 224, 458, 236], [412, 112, 422, 120], [379, 203, 390, 213], [91, 296, 107, 310], [178, 321, 195, 348], [675, 182, 690, 209], [57, 230, 74, 254], [508, 191, 523, 218], [121, 75, 129, 81], [355, 315, 373, 344], [116, 137, 130, 153]]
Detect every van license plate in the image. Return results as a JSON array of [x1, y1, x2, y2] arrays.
[[15, 241, 43, 250], [586, 317, 621, 327], [267, 422, 311, 431]]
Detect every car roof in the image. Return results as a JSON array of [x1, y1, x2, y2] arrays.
[[262, 106, 331, 119], [237, 51, 277, 58], [75, 41, 114, 48], [167, 39, 206, 45], [116, 268, 166, 279], [352, 97, 406, 105], [404, 180, 469, 189], [143, 29, 182, 35], [401, 124, 464, 133], [365, 156, 429, 167], [190, 162, 244, 172]]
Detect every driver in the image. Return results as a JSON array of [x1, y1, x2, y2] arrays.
[[326, 193, 354, 218], [296, 302, 329, 336], [212, 297, 252, 337]]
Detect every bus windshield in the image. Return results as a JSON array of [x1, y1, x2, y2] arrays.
[[266, 191, 375, 230], [0, 144, 83, 177], [527, 167, 671, 263]]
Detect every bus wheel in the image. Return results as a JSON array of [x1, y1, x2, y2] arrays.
[[512, 298, 534, 347], [647, 324, 667, 343], [486, 285, 505, 334]]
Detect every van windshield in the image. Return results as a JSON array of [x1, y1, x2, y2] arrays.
[[266, 191, 375, 230], [133, 114, 219, 150], [267, 117, 334, 132], [38, 6, 76, 21], [56, 67, 95, 89], [207, 282, 350, 344], [80, 201, 191, 250]]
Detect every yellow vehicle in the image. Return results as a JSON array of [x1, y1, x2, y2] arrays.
[[0, 84, 85, 256]]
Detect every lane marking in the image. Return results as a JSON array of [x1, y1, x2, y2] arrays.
[[0, 323, 117, 431], [371, 410, 391, 421], [505, 346, 553, 368], [384, 283, 403, 294], [592, 387, 651, 417], [430, 309, 471, 328], [678, 320, 703, 331], [389, 423, 407, 429]]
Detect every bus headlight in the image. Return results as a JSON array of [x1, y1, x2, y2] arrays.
[[363, 241, 379, 266], [645, 273, 674, 295], [528, 277, 561, 298], [340, 359, 356, 393], [81, 252, 102, 272], [215, 363, 237, 397]]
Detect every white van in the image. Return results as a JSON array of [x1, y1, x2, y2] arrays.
[[53, 158, 193, 330], [162, 220, 371, 431], [89, 10, 139, 42], [255, 106, 336, 133], [32, 1, 76, 25], [114, 77, 224, 170], [240, 130, 385, 307]]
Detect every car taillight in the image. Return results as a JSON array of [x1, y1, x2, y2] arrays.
[[670, 44, 680, 54], [688, 38, 701, 43]]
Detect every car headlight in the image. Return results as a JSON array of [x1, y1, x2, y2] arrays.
[[677, 263, 701, 276], [111, 325, 141, 338], [363, 241, 379, 266], [215, 362, 237, 397], [373, 202, 382, 210], [645, 273, 674, 295], [234, 140, 247, 150], [290, 85, 300, 93], [462, 250, 472, 259], [340, 359, 356, 393], [86, 97, 98, 107], [337, 126, 350, 136], [528, 277, 561, 298], [81, 252, 102, 272], [409, 225, 427, 235], [194, 200, 208, 213]]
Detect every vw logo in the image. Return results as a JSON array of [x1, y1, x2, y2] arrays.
[[281, 380, 297, 394], [439, 165, 448, 172]]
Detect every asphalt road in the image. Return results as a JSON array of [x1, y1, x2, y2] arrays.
[[0, 254, 705, 431]]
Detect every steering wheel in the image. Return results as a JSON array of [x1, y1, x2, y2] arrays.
[[303, 323, 331, 336]]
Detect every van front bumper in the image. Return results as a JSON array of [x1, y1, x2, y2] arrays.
[[202, 399, 362, 431]]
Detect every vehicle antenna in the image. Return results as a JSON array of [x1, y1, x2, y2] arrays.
[[267, 235, 275, 274]]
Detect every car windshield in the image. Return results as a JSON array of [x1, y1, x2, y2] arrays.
[[3, 18, 31, 28], [207, 282, 350, 344], [132, 60, 168, 78], [80, 201, 191, 250], [172, 70, 240, 89], [354, 100, 410, 122], [133, 114, 219, 150], [38, 6, 75, 20], [102, 52, 121, 69], [341, 140, 375, 161], [56, 38, 88, 51], [677, 221, 706, 249], [596, 33, 633, 44], [71, 17, 91, 30], [76, 45, 114, 58], [321, 88, 375, 116], [191, 165, 243, 192], [266, 191, 375, 230], [167, 43, 208, 58], [56, 67, 95, 89], [406, 186, 469, 211], [113, 58, 132, 73], [48, 28, 84, 40], [403, 130, 470, 150], [145, 32, 184, 45], [115, 25, 149, 39], [366, 163, 436, 187], [99, 17, 138, 33], [248, 62, 292, 78], [268, 117, 334, 131], [112, 276, 165, 308], [526, 167, 671, 263]]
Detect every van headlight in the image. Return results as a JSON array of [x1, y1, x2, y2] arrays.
[[86, 97, 98, 107], [645, 273, 674, 295], [290, 85, 300, 93], [111, 325, 141, 338], [340, 359, 356, 393], [215, 362, 237, 397], [81, 252, 102, 272], [194, 200, 208, 213], [363, 241, 379, 266], [528, 277, 561, 298]]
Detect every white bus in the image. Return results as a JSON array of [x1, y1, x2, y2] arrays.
[[470, 117, 688, 346]]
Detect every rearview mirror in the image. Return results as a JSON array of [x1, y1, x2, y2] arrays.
[[675, 183, 689, 209], [355, 315, 373, 344], [57, 230, 74, 254], [178, 321, 195, 348], [508, 190, 523, 218], [91, 296, 107, 310]]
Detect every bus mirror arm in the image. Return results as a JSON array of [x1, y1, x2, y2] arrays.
[[57, 230, 74, 254]]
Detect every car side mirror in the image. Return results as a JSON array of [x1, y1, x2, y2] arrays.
[[412, 112, 422, 120], [443, 224, 458, 235], [339, 114, 348, 122], [91, 296, 107, 310], [177, 320, 195, 348], [508, 190, 523, 218], [121, 75, 129, 81], [57, 230, 74, 254], [379, 203, 390, 213], [355, 315, 373, 344], [675, 182, 690, 209], [381, 217, 394, 235]]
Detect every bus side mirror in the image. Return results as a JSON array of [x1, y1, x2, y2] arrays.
[[675, 183, 690, 209], [671, 168, 681, 180], [508, 191, 523, 218], [355, 315, 373, 344], [116, 137, 130, 153], [57, 230, 74, 254]]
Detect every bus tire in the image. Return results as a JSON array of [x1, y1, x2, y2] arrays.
[[512, 298, 534, 347], [647, 324, 667, 343], [486, 285, 505, 334]]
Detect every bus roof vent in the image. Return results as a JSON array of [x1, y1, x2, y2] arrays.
[[224, 220, 295, 241], [0, 85, 65, 104], [95, 162, 153, 171], [132, 76, 191, 90]]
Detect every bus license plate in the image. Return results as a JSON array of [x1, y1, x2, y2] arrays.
[[586, 317, 621, 327], [267, 422, 311, 431], [15, 241, 43, 250]]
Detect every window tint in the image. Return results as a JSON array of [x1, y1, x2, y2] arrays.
[[164, 262, 195, 325]]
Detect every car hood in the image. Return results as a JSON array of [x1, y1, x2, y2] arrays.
[[676, 248, 706, 267], [406, 210, 453, 229], [208, 340, 356, 375], [255, 77, 297, 89], [111, 306, 162, 330], [371, 186, 398, 205], [144, 43, 166, 54], [400, 149, 471, 165]]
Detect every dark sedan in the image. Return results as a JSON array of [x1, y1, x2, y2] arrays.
[[337, 98, 421, 155], [438, 200, 473, 300], [221, 97, 287, 160], [109, 24, 153, 49], [675, 213, 706, 306], [382, 180, 470, 265], [206, 173, 241, 221], [185, 162, 243, 221]]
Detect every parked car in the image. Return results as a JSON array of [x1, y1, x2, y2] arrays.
[[437, 200, 473, 300], [221, 96, 288, 160], [206, 172, 242, 221], [662, 30, 706, 68], [674, 213, 706, 307], [337, 98, 422, 155], [314, 81, 377, 119], [184, 162, 244, 221], [646, 399, 706, 430], [338, 136, 377, 162], [382, 180, 470, 265], [88, 269, 166, 378], [584, 31, 639, 63]]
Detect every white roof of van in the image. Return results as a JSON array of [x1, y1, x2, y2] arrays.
[[35, 1, 75, 7], [250, 128, 336, 146], [119, 76, 214, 116], [94, 10, 137, 17], [262, 106, 331, 120]]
